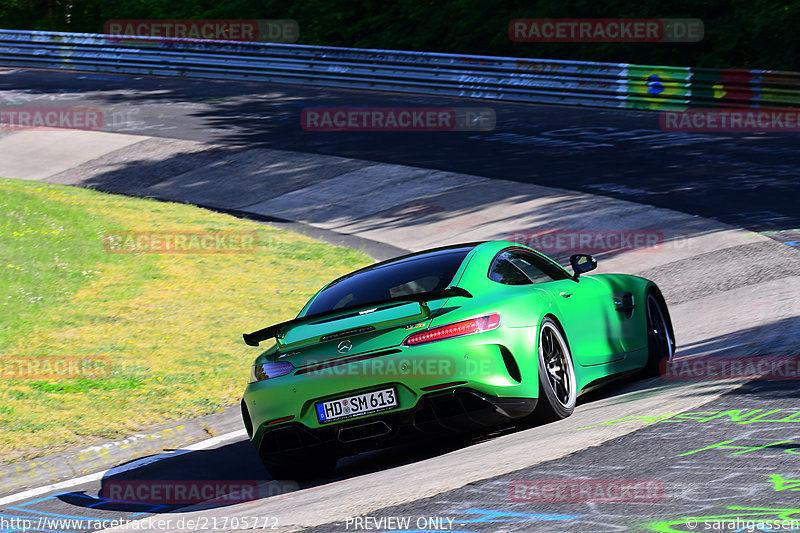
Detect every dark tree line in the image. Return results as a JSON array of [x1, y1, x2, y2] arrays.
[[1, 0, 797, 71]]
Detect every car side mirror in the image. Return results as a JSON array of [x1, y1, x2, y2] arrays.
[[570, 254, 597, 279]]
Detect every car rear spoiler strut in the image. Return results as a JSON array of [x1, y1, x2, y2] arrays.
[[242, 286, 473, 347]]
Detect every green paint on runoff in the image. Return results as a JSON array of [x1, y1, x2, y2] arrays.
[[579, 409, 800, 430], [770, 474, 800, 492], [646, 478, 800, 531], [679, 439, 800, 457]]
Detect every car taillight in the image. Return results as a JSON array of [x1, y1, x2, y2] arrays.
[[402, 314, 500, 346], [250, 361, 294, 382]]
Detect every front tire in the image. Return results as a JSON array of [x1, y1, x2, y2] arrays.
[[643, 289, 675, 377], [532, 317, 577, 422]]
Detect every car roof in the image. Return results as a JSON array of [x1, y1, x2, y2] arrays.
[[323, 242, 486, 289]]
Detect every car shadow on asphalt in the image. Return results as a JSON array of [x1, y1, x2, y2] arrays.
[[53, 431, 491, 514]]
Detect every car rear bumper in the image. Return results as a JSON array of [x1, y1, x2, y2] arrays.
[[246, 387, 536, 461], [243, 331, 539, 436]]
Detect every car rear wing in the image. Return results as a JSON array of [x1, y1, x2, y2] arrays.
[[243, 287, 472, 347]]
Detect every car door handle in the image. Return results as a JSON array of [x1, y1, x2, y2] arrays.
[[559, 291, 573, 298]]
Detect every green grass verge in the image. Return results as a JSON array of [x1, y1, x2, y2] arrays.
[[0, 178, 373, 463]]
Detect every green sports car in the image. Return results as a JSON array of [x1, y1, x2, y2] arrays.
[[241, 241, 675, 479]]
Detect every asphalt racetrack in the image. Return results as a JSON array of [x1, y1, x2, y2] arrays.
[[1, 68, 799, 235]]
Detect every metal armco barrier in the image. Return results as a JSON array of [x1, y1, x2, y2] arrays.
[[1, 29, 799, 110]]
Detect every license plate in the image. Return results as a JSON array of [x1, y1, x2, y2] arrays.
[[316, 387, 398, 424]]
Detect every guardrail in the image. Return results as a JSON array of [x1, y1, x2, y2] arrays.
[[1, 29, 799, 110]]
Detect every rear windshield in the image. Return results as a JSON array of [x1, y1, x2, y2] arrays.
[[305, 248, 472, 316]]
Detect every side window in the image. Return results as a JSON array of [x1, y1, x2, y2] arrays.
[[488, 251, 532, 285], [489, 250, 570, 285]]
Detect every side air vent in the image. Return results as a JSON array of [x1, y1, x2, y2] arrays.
[[500, 346, 521, 383], [241, 399, 253, 438]]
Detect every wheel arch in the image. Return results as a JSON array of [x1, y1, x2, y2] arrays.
[[539, 312, 573, 355], [644, 282, 676, 348]]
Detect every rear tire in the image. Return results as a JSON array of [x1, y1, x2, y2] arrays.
[[260, 449, 338, 481], [532, 317, 577, 422], [643, 289, 675, 377]]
